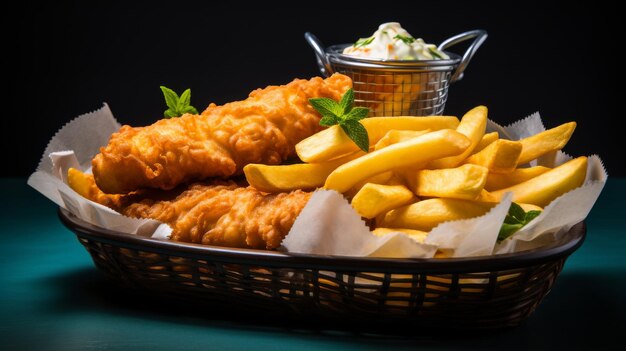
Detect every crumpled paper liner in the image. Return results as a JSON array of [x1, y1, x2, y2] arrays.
[[28, 105, 607, 258], [27, 104, 172, 238]]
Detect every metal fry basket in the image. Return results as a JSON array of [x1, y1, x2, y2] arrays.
[[305, 30, 487, 116]]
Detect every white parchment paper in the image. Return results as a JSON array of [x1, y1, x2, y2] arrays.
[[28, 106, 607, 257]]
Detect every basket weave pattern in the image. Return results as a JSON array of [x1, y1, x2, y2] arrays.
[[77, 234, 566, 329]]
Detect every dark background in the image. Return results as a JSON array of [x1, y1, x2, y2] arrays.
[[3, 1, 620, 176]]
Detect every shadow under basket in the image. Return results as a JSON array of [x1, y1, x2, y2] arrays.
[[59, 208, 585, 330]]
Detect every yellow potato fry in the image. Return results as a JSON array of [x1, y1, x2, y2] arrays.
[[464, 139, 523, 174], [517, 122, 576, 165], [351, 183, 415, 219], [296, 116, 460, 163], [374, 129, 431, 150], [430, 106, 488, 169], [406, 164, 488, 200], [491, 156, 587, 207], [381, 198, 495, 231], [372, 227, 428, 243], [68, 167, 93, 200], [472, 131, 499, 154], [243, 153, 362, 193], [324, 129, 470, 193], [485, 166, 551, 191], [475, 189, 498, 202], [67, 168, 120, 207], [344, 171, 394, 199]]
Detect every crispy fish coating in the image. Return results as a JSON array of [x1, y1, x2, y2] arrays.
[[92, 74, 352, 194], [68, 169, 310, 250]]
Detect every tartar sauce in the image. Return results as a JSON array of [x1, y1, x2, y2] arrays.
[[343, 22, 449, 60]]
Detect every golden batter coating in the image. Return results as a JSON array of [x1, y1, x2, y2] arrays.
[[68, 169, 310, 250], [92, 74, 352, 194]]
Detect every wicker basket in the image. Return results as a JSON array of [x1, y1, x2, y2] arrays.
[[58, 208, 585, 330]]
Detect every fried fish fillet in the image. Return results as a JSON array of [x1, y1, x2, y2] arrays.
[[92, 74, 352, 194], [68, 168, 310, 249]]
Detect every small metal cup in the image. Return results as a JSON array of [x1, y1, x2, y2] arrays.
[[305, 30, 487, 116]]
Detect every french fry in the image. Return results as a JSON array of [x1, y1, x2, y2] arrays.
[[475, 189, 498, 202], [345, 171, 394, 198], [351, 183, 415, 219], [485, 166, 551, 191], [491, 156, 587, 207], [296, 116, 460, 163], [380, 198, 496, 231], [430, 106, 488, 169], [243, 153, 362, 193], [517, 122, 576, 165], [404, 164, 488, 200], [372, 227, 428, 243], [68, 167, 94, 200], [472, 131, 499, 154], [464, 139, 523, 174], [67, 168, 120, 207], [374, 129, 431, 150], [324, 129, 470, 193]]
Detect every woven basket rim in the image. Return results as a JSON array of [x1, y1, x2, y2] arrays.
[[58, 207, 585, 274]]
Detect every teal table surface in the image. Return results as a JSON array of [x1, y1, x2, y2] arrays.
[[1, 177, 625, 351]]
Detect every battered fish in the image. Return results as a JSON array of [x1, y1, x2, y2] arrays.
[[93, 74, 352, 194], [68, 168, 310, 250]]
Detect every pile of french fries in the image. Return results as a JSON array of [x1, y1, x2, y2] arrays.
[[244, 106, 586, 244]]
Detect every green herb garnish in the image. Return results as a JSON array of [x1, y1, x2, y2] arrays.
[[354, 36, 375, 47], [394, 34, 415, 45], [160, 86, 199, 118], [309, 88, 370, 152], [498, 202, 542, 241], [429, 47, 443, 59]]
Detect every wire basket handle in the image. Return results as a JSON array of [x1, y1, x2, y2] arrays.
[[438, 29, 488, 82], [304, 32, 334, 77]]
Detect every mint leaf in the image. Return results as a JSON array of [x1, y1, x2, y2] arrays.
[[309, 97, 342, 117], [344, 107, 370, 121], [178, 88, 191, 110], [160, 86, 199, 118], [164, 109, 178, 118], [182, 105, 199, 114], [160, 86, 179, 110], [339, 88, 354, 115], [309, 89, 370, 151], [320, 115, 338, 127], [341, 120, 369, 152], [498, 223, 523, 241], [525, 210, 542, 223], [498, 203, 543, 242], [509, 202, 526, 222]]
